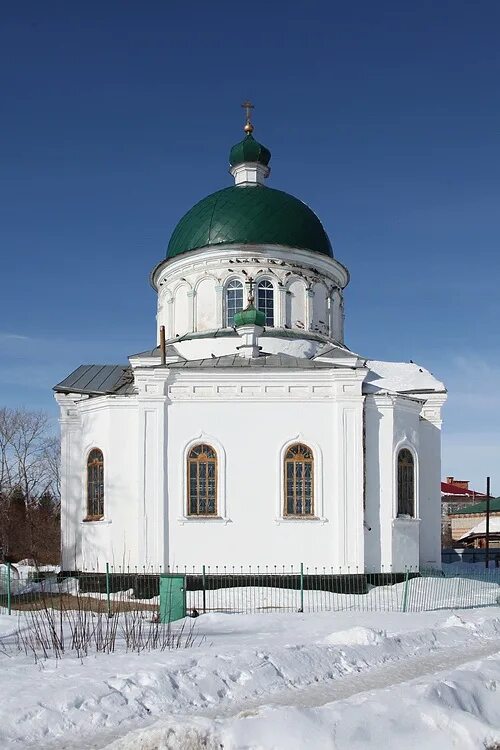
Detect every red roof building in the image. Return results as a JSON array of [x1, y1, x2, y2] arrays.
[[441, 477, 486, 498]]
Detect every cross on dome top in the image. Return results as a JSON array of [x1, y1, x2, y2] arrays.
[[241, 100, 255, 134], [229, 102, 271, 185]]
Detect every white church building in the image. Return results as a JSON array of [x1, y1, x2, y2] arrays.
[[55, 109, 446, 573]]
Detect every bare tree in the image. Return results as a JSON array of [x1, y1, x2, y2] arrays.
[[0, 407, 60, 563]]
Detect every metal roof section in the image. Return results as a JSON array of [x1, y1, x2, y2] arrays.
[[313, 343, 365, 368], [168, 352, 334, 369], [163, 328, 335, 345], [459, 517, 500, 539], [449, 498, 500, 516], [363, 360, 446, 396], [54, 352, 335, 397], [129, 344, 182, 359], [54, 365, 135, 396], [54, 355, 446, 396], [166, 185, 333, 260]]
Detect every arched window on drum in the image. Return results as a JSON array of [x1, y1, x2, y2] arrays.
[[257, 279, 274, 326], [225, 279, 244, 327]]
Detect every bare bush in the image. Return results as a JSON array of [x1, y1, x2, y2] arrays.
[[0, 583, 200, 663]]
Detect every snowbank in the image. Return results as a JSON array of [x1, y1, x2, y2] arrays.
[[184, 576, 500, 613], [116, 653, 500, 750], [1, 608, 500, 748]]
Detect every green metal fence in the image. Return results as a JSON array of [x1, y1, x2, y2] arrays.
[[1, 563, 500, 617]]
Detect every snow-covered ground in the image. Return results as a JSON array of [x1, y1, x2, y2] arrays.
[[2, 606, 500, 749]]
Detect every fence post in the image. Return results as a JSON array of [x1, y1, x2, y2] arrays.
[[402, 568, 410, 612], [202, 564, 206, 614], [7, 561, 12, 616], [105, 562, 111, 618], [299, 562, 304, 612]]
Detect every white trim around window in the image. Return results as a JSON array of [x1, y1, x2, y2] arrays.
[[274, 436, 326, 523], [81, 444, 110, 523], [393, 439, 419, 520], [178, 433, 229, 524]]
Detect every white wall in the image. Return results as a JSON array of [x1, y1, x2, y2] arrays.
[[364, 393, 445, 573], [160, 367, 366, 570], [58, 394, 84, 571], [285, 278, 307, 330], [173, 283, 190, 337], [418, 395, 447, 568], [195, 277, 218, 331], [58, 372, 444, 574], [57, 395, 140, 571], [364, 395, 395, 572], [311, 282, 329, 335]]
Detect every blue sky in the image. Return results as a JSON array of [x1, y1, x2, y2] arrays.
[[1, 0, 499, 492]]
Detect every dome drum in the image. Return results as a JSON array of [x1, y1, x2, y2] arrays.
[[153, 247, 346, 346]]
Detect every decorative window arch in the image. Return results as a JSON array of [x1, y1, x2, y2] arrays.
[[397, 448, 415, 517], [225, 279, 244, 327], [257, 279, 274, 326], [86, 449, 104, 519], [187, 444, 218, 516], [284, 443, 314, 516]]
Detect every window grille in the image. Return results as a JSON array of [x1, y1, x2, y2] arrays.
[[225, 280, 244, 327], [187, 444, 218, 516], [86, 449, 104, 519], [397, 448, 415, 517], [284, 443, 314, 516], [257, 279, 274, 326]]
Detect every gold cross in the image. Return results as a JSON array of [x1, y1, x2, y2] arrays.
[[241, 100, 254, 133]]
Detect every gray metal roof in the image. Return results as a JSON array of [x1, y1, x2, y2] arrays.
[[165, 327, 335, 345], [54, 365, 135, 396], [169, 353, 333, 369], [54, 353, 334, 398], [129, 344, 184, 359]]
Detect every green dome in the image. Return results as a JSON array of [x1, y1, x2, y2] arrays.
[[233, 305, 266, 328], [229, 134, 271, 168], [167, 185, 333, 259]]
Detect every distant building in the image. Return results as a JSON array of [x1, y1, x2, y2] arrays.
[[458, 517, 500, 549], [449, 498, 500, 545], [441, 477, 486, 547], [441, 477, 500, 547]]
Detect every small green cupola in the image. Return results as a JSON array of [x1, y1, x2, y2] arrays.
[[229, 134, 271, 169], [234, 287, 265, 358], [233, 303, 266, 328], [229, 101, 271, 186]]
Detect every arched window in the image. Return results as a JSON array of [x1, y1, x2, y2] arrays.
[[397, 448, 415, 517], [225, 279, 244, 327], [284, 443, 314, 516], [187, 444, 218, 516], [86, 449, 104, 519], [257, 279, 274, 326]]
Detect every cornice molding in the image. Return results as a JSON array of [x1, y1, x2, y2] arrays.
[[152, 244, 349, 291]]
